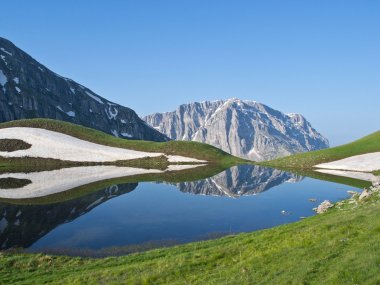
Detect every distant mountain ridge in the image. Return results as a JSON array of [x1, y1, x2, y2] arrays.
[[144, 98, 329, 161], [0, 37, 168, 141]]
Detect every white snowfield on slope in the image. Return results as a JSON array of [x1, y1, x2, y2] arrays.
[[315, 152, 380, 172], [0, 127, 207, 163]]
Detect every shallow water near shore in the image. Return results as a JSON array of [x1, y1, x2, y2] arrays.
[[0, 164, 361, 256]]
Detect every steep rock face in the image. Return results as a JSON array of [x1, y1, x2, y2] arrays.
[[144, 99, 329, 161], [0, 37, 168, 141], [173, 165, 302, 197]]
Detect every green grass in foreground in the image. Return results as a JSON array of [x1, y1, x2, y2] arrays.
[[373, 170, 380, 176], [260, 130, 380, 169], [0, 119, 247, 167], [1, 188, 380, 284]]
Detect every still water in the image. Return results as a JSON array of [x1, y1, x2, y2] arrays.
[[0, 165, 360, 256]]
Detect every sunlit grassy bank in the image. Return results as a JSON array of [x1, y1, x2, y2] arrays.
[[260, 130, 380, 169]]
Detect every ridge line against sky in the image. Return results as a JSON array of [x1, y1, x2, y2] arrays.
[[1, 0, 379, 146]]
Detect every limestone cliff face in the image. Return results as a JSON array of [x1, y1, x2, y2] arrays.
[[0, 37, 168, 141], [144, 99, 329, 161]]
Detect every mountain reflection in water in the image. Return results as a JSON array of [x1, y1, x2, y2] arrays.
[[173, 165, 302, 197], [0, 164, 357, 254]]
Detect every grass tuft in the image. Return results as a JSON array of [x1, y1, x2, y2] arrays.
[[0, 177, 31, 189], [0, 139, 31, 152]]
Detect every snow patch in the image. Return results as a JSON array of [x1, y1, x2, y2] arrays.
[[70, 87, 75, 94], [38, 66, 45, 72], [121, 132, 133, 138], [111, 130, 119, 137], [285, 177, 299, 183], [15, 86, 21, 94], [56, 106, 75, 117], [167, 155, 207, 163], [0, 70, 7, 86], [248, 148, 262, 160], [106, 104, 118, 120], [86, 197, 105, 210], [13, 77, 19, 84], [0, 69, 7, 93], [0, 48, 12, 56], [315, 152, 380, 172], [85, 91, 104, 104], [0, 217, 8, 233], [66, 111, 76, 117], [0, 55, 7, 65], [0, 127, 164, 162]]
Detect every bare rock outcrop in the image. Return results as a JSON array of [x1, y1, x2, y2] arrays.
[[144, 99, 329, 161], [314, 200, 333, 214]]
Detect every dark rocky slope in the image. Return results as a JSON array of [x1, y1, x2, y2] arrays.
[[0, 37, 168, 141]]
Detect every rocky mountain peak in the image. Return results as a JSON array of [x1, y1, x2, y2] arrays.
[[144, 99, 329, 161]]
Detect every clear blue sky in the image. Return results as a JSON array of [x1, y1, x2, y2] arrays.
[[1, 0, 379, 145]]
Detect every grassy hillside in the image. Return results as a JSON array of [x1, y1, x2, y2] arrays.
[[1, 187, 380, 284], [260, 130, 380, 169], [0, 119, 246, 167]]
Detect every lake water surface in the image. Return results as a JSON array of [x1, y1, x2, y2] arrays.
[[0, 165, 361, 256]]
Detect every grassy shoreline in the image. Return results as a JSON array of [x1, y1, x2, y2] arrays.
[[1, 185, 379, 284], [260, 130, 380, 170]]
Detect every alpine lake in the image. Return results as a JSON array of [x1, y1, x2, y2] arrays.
[[0, 163, 366, 257]]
